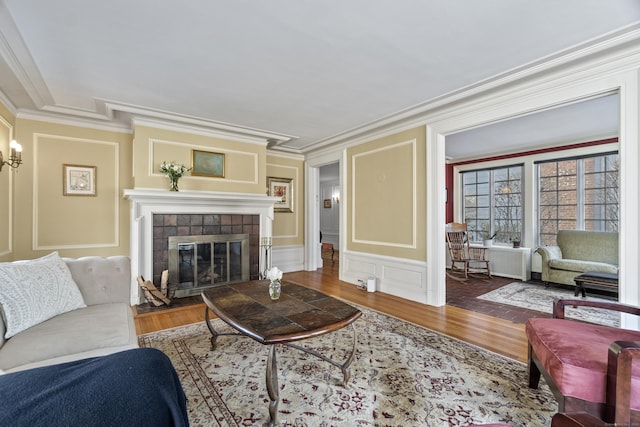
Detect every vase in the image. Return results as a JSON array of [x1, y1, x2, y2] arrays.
[[269, 280, 281, 300], [169, 176, 179, 192]]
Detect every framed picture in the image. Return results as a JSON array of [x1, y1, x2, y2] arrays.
[[324, 199, 332, 208], [268, 176, 293, 212], [63, 164, 96, 196], [191, 150, 225, 177]]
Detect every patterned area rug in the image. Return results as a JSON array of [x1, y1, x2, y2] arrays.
[[139, 308, 555, 426], [477, 282, 620, 327]]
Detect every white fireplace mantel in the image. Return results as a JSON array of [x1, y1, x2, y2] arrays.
[[123, 188, 279, 304]]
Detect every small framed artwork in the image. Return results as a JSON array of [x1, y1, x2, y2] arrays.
[[324, 199, 332, 208], [63, 164, 96, 196], [191, 149, 225, 177], [268, 176, 293, 212]]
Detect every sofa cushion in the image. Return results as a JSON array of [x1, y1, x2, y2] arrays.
[[0, 303, 137, 372], [557, 230, 618, 265], [548, 258, 618, 274], [526, 318, 640, 410], [63, 256, 131, 305], [0, 252, 86, 338]]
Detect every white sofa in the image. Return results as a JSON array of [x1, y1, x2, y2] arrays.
[[0, 255, 138, 373]]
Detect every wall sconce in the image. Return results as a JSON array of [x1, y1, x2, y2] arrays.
[[0, 140, 23, 172], [332, 188, 340, 204]]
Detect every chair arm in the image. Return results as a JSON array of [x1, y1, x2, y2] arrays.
[[537, 246, 563, 261], [537, 246, 562, 281], [553, 298, 640, 319], [607, 341, 640, 425]]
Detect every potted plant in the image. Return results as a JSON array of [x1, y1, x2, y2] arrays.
[[483, 232, 497, 247], [512, 236, 521, 248]]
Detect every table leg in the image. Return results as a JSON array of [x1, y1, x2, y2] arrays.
[[341, 323, 357, 386], [266, 345, 279, 427], [204, 307, 219, 350]]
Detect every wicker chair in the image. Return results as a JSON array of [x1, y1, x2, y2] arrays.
[[445, 222, 491, 280]]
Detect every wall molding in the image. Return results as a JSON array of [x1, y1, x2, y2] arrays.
[[32, 133, 120, 250], [149, 137, 259, 185], [351, 139, 417, 249]]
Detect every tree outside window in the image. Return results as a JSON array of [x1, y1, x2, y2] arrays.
[[462, 165, 523, 244], [537, 153, 618, 246]]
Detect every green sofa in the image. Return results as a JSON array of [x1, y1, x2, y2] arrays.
[[536, 230, 618, 287]]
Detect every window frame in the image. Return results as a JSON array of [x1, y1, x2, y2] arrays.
[[461, 163, 524, 245], [535, 151, 619, 247]]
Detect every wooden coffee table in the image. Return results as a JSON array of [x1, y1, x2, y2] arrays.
[[201, 280, 362, 427]]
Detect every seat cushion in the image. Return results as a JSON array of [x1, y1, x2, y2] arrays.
[[526, 318, 640, 409], [548, 259, 618, 274], [0, 302, 137, 372]]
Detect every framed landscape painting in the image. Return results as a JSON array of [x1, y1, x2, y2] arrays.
[[191, 150, 225, 177], [268, 176, 293, 212]]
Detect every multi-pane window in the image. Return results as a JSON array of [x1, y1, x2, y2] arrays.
[[537, 153, 618, 246], [462, 165, 523, 244]]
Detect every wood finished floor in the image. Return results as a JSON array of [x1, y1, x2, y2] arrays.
[[134, 258, 535, 363]]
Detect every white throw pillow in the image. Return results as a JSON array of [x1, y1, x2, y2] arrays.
[[0, 252, 86, 338]]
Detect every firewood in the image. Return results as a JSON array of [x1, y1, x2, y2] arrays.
[[160, 270, 169, 296], [136, 275, 171, 306]]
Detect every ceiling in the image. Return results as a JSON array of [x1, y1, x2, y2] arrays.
[[0, 1, 638, 157]]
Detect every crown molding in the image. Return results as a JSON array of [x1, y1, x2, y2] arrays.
[[302, 23, 640, 155]]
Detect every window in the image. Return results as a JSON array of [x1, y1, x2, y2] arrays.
[[462, 165, 523, 244], [537, 152, 618, 246]]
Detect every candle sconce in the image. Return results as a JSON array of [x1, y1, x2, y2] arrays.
[[0, 140, 22, 172]]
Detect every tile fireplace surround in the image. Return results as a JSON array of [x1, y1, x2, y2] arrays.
[[123, 189, 278, 305]]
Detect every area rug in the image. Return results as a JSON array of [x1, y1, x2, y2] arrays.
[[477, 282, 620, 327], [139, 308, 556, 426]]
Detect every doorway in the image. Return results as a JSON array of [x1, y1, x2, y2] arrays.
[[319, 163, 340, 265]]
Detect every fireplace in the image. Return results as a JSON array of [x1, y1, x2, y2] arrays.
[[123, 189, 278, 305], [168, 233, 250, 297], [153, 213, 259, 298]]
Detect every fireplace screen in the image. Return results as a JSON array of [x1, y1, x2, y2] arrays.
[[168, 234, 249, 297]]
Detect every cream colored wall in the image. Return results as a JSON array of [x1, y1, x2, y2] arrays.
[[133, 125, 266, 194], [346, 126, 426, 261], [267, 153, 304, 246], [0, 106, 15, 261], [11, 118, 132, 260]]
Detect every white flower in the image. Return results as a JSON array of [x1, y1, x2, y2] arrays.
[[267, 266, 283, 282], [160, 161, 191, 179]]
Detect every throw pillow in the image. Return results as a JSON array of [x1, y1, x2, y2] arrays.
[[0, 252, 86, 338]]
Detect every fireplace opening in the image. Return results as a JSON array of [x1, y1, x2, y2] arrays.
[[169, 234, 250, 298]]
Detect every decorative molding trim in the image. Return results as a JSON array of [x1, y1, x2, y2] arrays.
[[149, 138, 260, 185], [351, 139, 417, 249], [0, 115, 14, 257], [267, 163, 301, 240], [132, 116, 290, 147], [303, 25, 640, 156], [341, 250, 428, 304], [271, 245, 305, 273], [32, 133, 120, 250]]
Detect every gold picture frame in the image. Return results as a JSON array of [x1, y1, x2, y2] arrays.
[[324, 199, 332, 208], [191, 149, 225, 177], [63, 164, 96, 196], [268, 176, 293, 212]]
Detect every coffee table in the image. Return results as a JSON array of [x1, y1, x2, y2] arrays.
[[201, 280, 362, 427]]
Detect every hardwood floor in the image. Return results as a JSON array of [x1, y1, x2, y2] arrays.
[[134, 258, 529, 363]]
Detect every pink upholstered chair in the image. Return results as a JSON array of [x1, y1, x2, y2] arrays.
[[527, 297, 640, 425], [551, 412, 610, 427]]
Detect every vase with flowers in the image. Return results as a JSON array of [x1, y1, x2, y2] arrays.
[[160, 161, 191, 191], [267, 266, 283, 300]]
